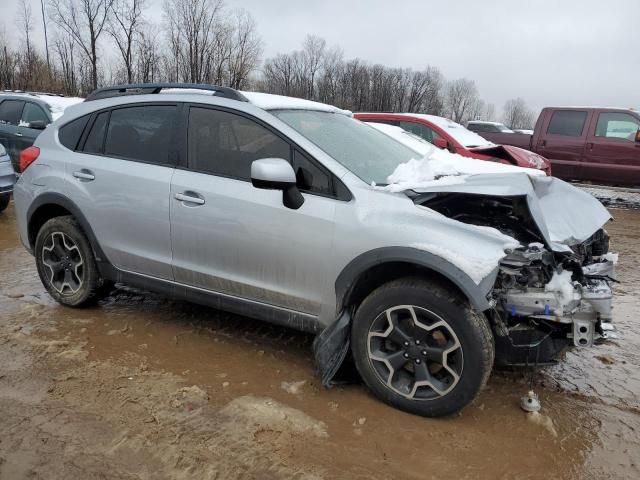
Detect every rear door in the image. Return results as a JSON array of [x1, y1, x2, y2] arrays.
[[170, 105, 337, 316], [534, 109, 590, 180], [581, 110, 640, 184], [64, 103, 179, 279], [0, 99, 25, 168]]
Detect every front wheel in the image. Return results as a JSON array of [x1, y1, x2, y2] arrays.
[[35, 216, 111, 307], [351, 278, 494, 417]]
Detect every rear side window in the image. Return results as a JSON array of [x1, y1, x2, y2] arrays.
[[21, 103, 49, 125], [547, 110, 587, 137], [83, 112, 109, 154], [59, 115, 90, 150], [104, 105, 176, 164], [0, 100, 25, 126], [188, 107, 290, 180]]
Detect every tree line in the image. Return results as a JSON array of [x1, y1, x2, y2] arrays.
[[0, 0, 536, 128]]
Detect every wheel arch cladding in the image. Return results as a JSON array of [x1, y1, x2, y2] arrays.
[[314, 247, 497, 387], [27, 193, 109, 266]]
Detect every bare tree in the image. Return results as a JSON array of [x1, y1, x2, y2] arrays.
[[17, 0, 34, 61], [107, 0, 145, 83], [135, 25, 160, 83], [503, 97, 536, 129], [163, 0, 224, 83], [446, 78, 478, 123], [54, 34, 78, 93], [226, 9, 261, 89], [40, 0, 51, 70], [50, 0, 115, 91]]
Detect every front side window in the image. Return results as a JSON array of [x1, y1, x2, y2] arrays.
[[399, 121, 441, 143], [0, 100, 25, 126], [21, 103, 49, 126], [547, 110, 587, 137], [272, 110, 418, 185], [595, 112, 640, 141], [188, 107, 290, 180], [104, 105, 176, 164]]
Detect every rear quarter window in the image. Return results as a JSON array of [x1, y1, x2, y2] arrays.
[[59, 115, 90, 150], [547, 110, 588, 137]]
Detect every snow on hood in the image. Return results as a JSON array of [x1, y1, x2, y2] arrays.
[[241, 91, 352, 116], [381, 141, 544, 192], [410, 173, 612, 252]]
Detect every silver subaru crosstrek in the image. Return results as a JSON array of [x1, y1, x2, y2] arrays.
[[14, 83, 617, 417]]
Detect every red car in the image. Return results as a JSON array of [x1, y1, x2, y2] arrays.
[[354, 113, 551, 175]]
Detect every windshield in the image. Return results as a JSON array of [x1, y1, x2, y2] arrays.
[[272, 110, 418, 185]]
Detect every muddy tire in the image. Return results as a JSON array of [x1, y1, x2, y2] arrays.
[[0, 193, 9, 213], [351, 277, 494, 417], [35, 215, 111, 307]]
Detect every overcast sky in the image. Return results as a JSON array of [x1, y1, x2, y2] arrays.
[[1, 0, 638, 114]]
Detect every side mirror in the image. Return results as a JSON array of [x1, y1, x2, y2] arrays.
[[251, 158, 304, 210], [28, 120, 47, 130], [635, 129, 640, 143]]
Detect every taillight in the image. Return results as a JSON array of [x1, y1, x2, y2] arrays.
[[20, 146, 40, 172]]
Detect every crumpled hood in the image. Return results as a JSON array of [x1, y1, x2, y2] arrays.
[[412, 172, 611, 252]]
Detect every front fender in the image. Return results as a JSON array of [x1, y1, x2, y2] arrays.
[[335, 246, 496, 312]]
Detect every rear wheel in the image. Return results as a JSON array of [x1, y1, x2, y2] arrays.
[[351, 278, 494, 417], [0, 194, 9, 213], [35, 216, 111, 307]]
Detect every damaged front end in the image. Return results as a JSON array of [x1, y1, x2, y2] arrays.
[[491, 238, 615, 366], [414, 176, 617, 367]]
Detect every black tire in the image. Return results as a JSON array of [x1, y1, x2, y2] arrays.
[[0, 194, 9, 213], [351, 277, 494, 417], [35, 215, 111, 307]]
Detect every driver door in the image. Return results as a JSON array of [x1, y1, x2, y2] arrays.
[[170, 106, 337, 316]]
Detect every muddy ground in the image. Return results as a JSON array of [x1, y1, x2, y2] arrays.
[[0, 202, 639, 480]]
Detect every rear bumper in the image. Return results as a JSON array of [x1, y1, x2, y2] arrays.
[[0, 155, 16, 194]]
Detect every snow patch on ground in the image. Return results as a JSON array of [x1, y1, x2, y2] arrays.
[[578, 186, 640, 210]]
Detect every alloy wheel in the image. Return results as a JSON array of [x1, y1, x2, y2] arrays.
[[41, 231, 84, 295], [367, 305, 463, 400]]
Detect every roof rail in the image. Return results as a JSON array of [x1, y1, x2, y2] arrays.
[[2, 90, 65, 97], [84, 83, 249, 102]]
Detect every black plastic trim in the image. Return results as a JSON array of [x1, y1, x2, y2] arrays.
[[85, 83, 249, 103]]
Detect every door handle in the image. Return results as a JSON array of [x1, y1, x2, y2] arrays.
[[14, 132, 23, 137], [175, 192, 205, 205], [586, 142, 594, 150], [540, 140, 547, 147], [73, 170, 95, 181]]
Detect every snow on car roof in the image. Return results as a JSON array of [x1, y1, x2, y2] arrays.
[[38, 95, 85, 120], [241, 91, 352, 116], [2, 92, 84, 120], [396, 113, 495, 148]]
